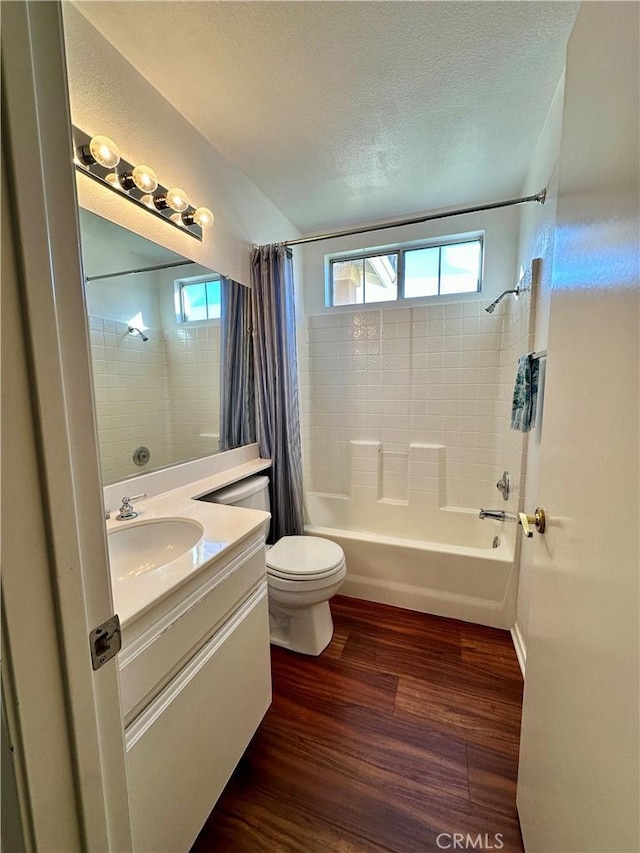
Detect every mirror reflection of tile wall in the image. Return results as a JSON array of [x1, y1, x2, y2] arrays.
[[80, 210, 227, 484], [87, 317, 220, 483]]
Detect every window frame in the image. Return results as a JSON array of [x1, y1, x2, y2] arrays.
[[175, 274, 222, 324], [326, 234, 484, 308]]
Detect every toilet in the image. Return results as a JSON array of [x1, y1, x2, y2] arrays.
[[205, 475, 346, 656]]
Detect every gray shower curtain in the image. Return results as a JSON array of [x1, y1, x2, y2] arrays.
[[251, 245, 304, 539], [219, 278, 256, 451]]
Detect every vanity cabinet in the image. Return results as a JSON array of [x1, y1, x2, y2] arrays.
[[118, 529, 271, 852]]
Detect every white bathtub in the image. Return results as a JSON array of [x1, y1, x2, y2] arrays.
[[304, 493, 516, 629]]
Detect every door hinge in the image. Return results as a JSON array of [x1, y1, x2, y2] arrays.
[[89, 614, 121, 670]]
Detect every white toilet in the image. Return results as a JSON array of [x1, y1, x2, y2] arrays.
[[205, 475, 346, 656]]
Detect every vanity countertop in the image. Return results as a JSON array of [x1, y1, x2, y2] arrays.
[[181, 457, 271, 501], [107, 466, 270, 627]]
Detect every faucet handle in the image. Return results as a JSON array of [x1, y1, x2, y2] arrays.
[[496, 471, 510, 501], [116, 493, 147, 521]]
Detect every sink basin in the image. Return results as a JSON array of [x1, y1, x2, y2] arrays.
[[108, 518, 205, 580]]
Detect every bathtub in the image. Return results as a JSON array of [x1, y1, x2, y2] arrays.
[[304, 493, 516, 629]]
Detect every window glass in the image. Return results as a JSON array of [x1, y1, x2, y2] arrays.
[[439, 241, 481, 294], [328, 237, 482, 307], [404, 246, 440, 298], [331, 254, 398, 305], [363, 254, 398, 303], [331, 259, 364, 306]]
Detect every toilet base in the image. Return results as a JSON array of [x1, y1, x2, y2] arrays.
[[268, 599, 334, 656]]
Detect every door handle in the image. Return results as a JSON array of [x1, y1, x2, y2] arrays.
[[519, 507, 546, 537]]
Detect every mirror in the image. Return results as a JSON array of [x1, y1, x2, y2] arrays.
[[79, 209, 254, 485]]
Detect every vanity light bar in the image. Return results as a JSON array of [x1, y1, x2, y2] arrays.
[[72, 127, 214, 242]]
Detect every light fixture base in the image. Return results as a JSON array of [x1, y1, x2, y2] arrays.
[[72, 127, 203, 241]]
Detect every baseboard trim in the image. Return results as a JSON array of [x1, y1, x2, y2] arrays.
[[511, 622, 527, 678]]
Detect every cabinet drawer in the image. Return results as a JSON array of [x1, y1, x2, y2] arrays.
[[126, 584, 271, 853], [120, 536, 266, 723]]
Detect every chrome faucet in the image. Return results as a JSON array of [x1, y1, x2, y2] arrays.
[[116, 493, 147, 520], [479, 509, 516, 522]]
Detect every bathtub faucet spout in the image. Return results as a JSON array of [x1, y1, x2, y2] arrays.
[[479, 509, 517, 522]]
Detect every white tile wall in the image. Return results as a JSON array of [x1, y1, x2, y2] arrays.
[[302, 299, 507, 509], [495, 263, 538, 516], [89, 317, 173, 483], [408, 443, 447, 508], [89, 316, 221, 483], [165, 324, 221, 461]]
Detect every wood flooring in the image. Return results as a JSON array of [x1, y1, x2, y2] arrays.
[[192, 596, 524, 853]]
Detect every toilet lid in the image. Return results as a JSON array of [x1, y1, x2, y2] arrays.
[[266, 536, 345, 577]]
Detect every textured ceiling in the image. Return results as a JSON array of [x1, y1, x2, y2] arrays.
[[72, 1, 579, 234]]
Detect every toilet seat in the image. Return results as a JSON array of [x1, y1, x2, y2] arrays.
[[266, 536, 345, 581], [268, 562, 345, 582]]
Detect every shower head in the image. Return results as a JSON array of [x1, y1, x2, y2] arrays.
[[484, 286, 520, 314], [128, 325, 149, 342]]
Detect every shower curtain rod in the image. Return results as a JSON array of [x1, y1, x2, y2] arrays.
[[85, 259, 195, 283], [279, 189, 546, 248]]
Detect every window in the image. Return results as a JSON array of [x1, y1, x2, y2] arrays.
[[177, 277, 222, 322], [328, 236, 482, 307]]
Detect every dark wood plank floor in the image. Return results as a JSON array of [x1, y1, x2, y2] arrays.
[[192, 596, 524, 853]]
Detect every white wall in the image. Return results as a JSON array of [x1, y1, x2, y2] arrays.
[[505, 74, 566, 661], [81, 213, 165, 327], [62, 3, 299, 286]]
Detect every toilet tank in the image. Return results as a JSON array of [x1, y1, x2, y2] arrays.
[[203, 475, 271, 512]]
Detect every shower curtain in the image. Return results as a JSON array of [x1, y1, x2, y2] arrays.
[[219, 278, 256, 451], [251, 245, 304, 539]]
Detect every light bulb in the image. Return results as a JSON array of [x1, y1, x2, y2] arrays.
[[88, 135, 120, 168], [105, 172, 121, 188], [193, 207, 214, 229], [140, 194, 156, 208], [131, 165, 158, 192], [166, 187, 189, 213], [119, 165, 158, 193], [169, 212, 185, 225]]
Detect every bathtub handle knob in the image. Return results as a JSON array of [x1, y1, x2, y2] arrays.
[[519, 507, 546, 537]]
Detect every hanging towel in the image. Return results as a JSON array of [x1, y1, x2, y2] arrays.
[[510, 353, 540, 432]]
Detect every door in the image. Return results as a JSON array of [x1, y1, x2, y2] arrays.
[[517, 4, 639, 852], [2, 2, 133, 849]]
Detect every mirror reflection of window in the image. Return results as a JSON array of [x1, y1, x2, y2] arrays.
[[178, 277, 222, 322]]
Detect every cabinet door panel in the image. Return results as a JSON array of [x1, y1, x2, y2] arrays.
[[120, 538, 266, 722], [126, 585, 271, 852]]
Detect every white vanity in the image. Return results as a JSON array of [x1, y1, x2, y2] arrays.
[[105, 448, 272, 852]]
